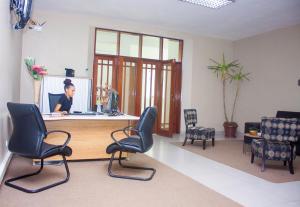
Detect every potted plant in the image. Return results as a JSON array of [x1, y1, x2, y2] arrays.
[[208, 54, 250, 137], [24, 57, 48, 105]]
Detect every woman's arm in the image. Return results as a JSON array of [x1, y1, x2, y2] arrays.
[[54, 104, 62, 112]]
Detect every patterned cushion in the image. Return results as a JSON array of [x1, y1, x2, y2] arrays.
[[261, 117, 299, 142], [184, 109, 197, 125], [186, 127, 215, 140], [251, 139, 295, 161]]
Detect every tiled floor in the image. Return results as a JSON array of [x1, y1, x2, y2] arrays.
[[146, 135, 300, 207]]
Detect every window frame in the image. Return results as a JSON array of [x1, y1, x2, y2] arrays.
[[94, 28, 183, 62]]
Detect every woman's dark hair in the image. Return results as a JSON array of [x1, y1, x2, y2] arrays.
[[63, 79, 74, 91]]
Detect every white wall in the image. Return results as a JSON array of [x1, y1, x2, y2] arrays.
[[0, 0, 23, 181], [21, 10, 234, 133], [191, 38, 234, 132], [233, 24, 300, 129]]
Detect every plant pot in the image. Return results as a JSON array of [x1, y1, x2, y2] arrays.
[[34, 79, 41, 106], [223, 122, 238, 138]]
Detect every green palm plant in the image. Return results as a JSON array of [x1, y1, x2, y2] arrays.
[[228, 67, 250, 122], [208, 54, 240, 122], [208, 54, 250, 137]]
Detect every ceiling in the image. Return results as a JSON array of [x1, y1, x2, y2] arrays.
[[34, 0, 300, 40]]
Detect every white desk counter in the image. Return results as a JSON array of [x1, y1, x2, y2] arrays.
[[43, 114, 139, 121], [42, 114, 139, 161]]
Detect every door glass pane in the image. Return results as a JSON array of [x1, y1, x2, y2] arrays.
[[161, 64, 172, 129], [142, 36, 160, 60], [121, 61, 136, 115], [141, 63, 156, 114], [95, 30, 118, 55], [120, 33, 139, 57], [96, 58, 114, 105], [163, 38, 180, 61], [108, 66, 113, 87]]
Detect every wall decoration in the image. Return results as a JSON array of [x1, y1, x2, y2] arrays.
[[10, 0, 33, 30]]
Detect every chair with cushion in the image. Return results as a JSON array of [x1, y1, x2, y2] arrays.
[[251, 117, 300, 174], [183, 109, 215, 150], [106, 107, 157, 181], [48, 93, 64, 112], [5, 102, 72, 193]]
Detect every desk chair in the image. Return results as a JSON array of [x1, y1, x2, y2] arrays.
[[48, 93, 64, 112], [106, 107, 157, 181], [5, 103, 72, 193]]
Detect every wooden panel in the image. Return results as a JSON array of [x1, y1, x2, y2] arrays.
[[43, 120, 130, 161]]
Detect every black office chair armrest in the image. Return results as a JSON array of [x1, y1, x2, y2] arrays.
[[111, 126, 141, 146], [123, 126, 139, 137], [45, 130, 71, 149]]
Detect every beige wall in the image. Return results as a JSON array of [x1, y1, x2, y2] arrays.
[[233, 24, 300, 130], [21, 10, 234, 133], [0, 0, 23, 180]]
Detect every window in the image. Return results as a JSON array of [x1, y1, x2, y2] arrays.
[[95, 30, 118, 55], [95, 28, 183, 62], [120, 33, 139, 57], [163, 38, 180, 61], [142, 36, 160, 60]]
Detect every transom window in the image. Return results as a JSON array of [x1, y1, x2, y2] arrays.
[[95, 28, 183, 62]]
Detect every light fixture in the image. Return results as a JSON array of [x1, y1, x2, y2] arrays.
[[179, 0, 235, 9]]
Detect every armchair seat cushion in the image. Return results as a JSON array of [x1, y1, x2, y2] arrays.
[[186, 127, 215, 140], [40, 143, 72, 159], [106, 137, 143, 154], [251, 139, 294, 161]]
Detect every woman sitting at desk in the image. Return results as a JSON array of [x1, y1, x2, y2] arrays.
[[54, 79, 75, 114]]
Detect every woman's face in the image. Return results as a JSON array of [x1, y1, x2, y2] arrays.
[[65, 86, 75, 97]]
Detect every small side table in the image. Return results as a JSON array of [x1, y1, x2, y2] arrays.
[[243, 133, 262, 154]]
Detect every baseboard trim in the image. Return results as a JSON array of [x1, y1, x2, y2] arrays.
[[0, 151, 12, 184]]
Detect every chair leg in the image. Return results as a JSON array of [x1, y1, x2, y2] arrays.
[[108, 152, 156, 181], [251, 152, 254, 163], [261, 158, 265, 172], [212, 138, 215, 147], [288, 160, 294, 174], [5, 156, 70, 193], [182, 137, 188, 146], [191, 139, 195, 144], [203, 139, 206, 150], [283, 161, 287, 166]]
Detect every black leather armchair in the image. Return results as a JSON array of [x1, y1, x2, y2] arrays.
[[5, 103, 72, 193], [106, 107, 157, 181], [48, 93, 64, 112]]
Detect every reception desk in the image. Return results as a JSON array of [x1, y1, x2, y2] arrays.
[[42, 114, 140, 161]]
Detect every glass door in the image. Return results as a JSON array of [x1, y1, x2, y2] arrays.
[[117, 57, 138, 115], [92, 55, 117, 107], [156, 60, 175, 137], [139, 61, 158, 114]]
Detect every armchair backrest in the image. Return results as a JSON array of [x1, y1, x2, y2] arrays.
[[7, 102, 47, 158], [136, 107, 157, 152], [48, 93, 64, 112], [184, 109, 197, 127], [261, 117, 300, 142], [276, 111, 300, 119]]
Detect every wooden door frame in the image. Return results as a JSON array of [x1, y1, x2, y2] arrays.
[[92, 55, 118, 107], [156, 59, 176, 137], [117, 57, 139, 115], [92, 55, 182, 136]]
